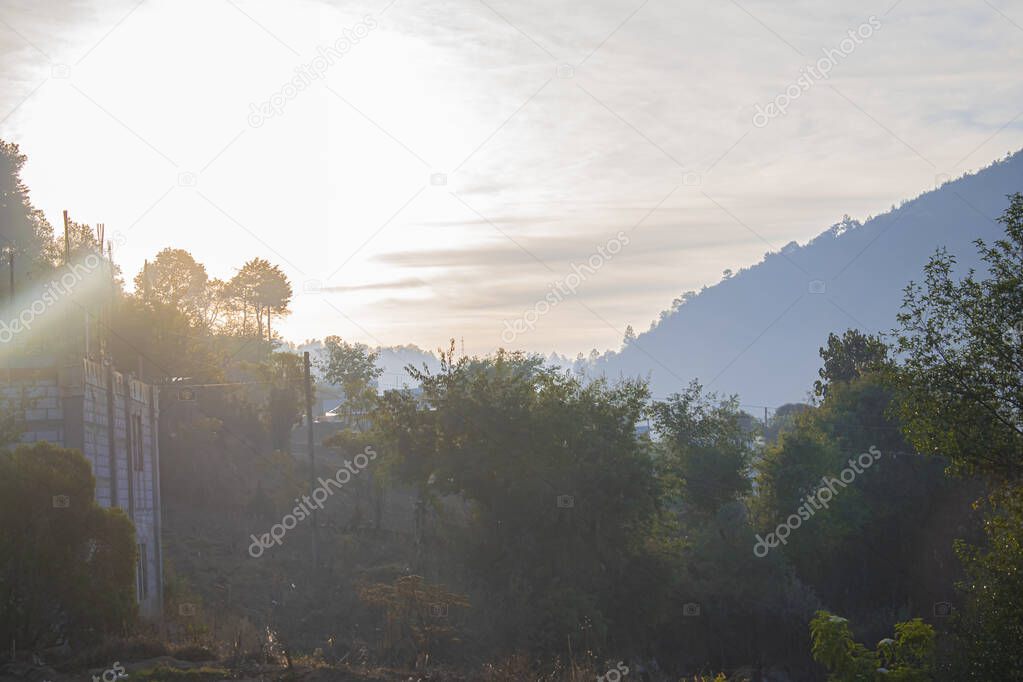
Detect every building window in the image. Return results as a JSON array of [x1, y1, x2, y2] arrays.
[[137, 543, 147, 600], [130, 414, 144, 471]]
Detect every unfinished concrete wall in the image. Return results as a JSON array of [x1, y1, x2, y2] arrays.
[[1, 370, 63, 444]]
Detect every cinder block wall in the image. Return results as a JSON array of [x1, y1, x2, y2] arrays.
[[2, 373, 63, 444]]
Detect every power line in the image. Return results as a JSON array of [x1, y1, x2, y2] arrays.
[[161, 379, 305, 388]]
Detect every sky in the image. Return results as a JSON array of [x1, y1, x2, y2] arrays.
[[1, 0, 1022, 357]]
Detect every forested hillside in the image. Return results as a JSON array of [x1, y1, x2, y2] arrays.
[[588, 151, 1023, 406]]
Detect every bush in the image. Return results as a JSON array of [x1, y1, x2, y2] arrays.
[[810, 610, 934, 681], [0, 443, 138, 650]]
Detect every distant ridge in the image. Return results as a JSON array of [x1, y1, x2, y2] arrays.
[[587, 150, 1023, 407]]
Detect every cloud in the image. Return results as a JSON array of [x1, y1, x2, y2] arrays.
[[320, 277, 428, 292], [3, 0, 1023, 357]]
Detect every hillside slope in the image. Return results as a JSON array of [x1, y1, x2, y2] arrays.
[[593, 151, 1023, 407]]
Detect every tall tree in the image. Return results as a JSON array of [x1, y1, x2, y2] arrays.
[[813, 329, 889, 399], [894, 194, 1023, 679], [228, 258, 292, 340], [134, 248, 209, 326], [373, 349, 666, 657], [894, 192, 1023, 481], [322, 336, 383, 427], [254, 262, 292, 342], [0, 140, 55, 297], [950, 486, 1023, 680], [260, 351, 307, 452], [195, 277, 229, 332], [651, 380, 754, 516]]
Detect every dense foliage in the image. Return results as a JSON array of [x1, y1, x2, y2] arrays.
[[0, 443, 138, 648]]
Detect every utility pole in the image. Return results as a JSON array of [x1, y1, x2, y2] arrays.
[[106, 241, 114, 361], [304, 351, 318, 570], [62, 210, 70, 264], [63, 211, 71, 361]]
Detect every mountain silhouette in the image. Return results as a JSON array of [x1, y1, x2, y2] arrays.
[[588, 150, 1023, 408]]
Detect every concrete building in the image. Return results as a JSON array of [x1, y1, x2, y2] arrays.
[[2, 357, 164, 619]]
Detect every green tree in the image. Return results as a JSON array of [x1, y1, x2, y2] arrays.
[[810, 610, 934, 681], [229, 258, 292, 340], [757, 370, 969, 631], [649, 384, 819, 675], [134, 248, 209, 326], [946, 486, 1023, 680], [651, 380, 753, 516], [814, 329, 890, 399], [0, 139, 55, 296], [61, 217, 103, 269], [373, 348, 666, 657], [110, 295, 220, 383], [322, 336, 383, 428], [0, 442, 137, 648], [622, 324, 637, 349], [253, 263, 292, 342], [892, 193, 1023, 679], [763, 402, 812, 444], [260, 351, 308, 452], [195, 277, 229, 332], [894, 193, 1023, 481]]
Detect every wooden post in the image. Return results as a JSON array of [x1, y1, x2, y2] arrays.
[[62, 210, 70, 264], [62, 211, 70, 360]]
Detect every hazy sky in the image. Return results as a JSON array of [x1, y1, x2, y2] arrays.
[[2, 0, 1022, 356]]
